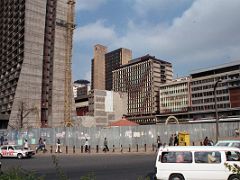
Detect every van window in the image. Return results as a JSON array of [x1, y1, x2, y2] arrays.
[[216, 142, 230, 146], [232, 143, 240, 148], [194, 151, 221, 163], [226, 151, 240, 161], [161, 151, 192, 163]]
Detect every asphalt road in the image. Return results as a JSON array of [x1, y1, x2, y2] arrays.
[[0, 153, 157, 180]]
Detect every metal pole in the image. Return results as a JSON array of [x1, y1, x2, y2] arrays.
[[214, 79, 221, 143]]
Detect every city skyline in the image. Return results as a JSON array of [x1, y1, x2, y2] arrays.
[[73, 0, 240, 81]]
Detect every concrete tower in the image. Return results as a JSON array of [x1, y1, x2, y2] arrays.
[[0, 0, 75, 129]]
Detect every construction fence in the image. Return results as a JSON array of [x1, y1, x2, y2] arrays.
[[2, 121, 240, 150]]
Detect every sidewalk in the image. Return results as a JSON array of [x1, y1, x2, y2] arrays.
[[32, 145, 158, 156]]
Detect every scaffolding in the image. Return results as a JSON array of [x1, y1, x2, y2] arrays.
[[64, 0, 75, 127]]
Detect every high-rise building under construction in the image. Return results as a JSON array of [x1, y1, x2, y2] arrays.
[[0, 0, 75, 129]]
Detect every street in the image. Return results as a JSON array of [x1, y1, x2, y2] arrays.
[[0, 153, 157, 180]]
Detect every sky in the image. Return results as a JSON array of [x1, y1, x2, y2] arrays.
[[72, 0, 240, 81]]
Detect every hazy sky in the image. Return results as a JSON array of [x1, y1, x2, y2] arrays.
[[72, 0, 240, 81]]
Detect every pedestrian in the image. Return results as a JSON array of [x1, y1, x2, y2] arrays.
[[43, 139, 47, 152], [169, 134, 174, 146], [0, 136, 4, 146], [84, 139, 89, 152], [103, 137, 109, 152], [23, 139, 29, 150], [36, 137, 44, 153], [157, 136, 162, 149], [174, 134, 178, 146], [203, 136, 209, 146], [55, 138, 62, 153]]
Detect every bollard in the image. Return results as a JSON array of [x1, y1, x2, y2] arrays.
[[192, 142, 195, 146], [144, 144, 146, 152], [136, 144, 138, 152], [73, 145, 75, 154], [113, 145, 115, 152], [66, 146, 68, 154], [152, 144, 155, 152], [96, 145, 99, 153], [81, 145, 83, 153], [121, 145, 123, 153], [50, 146, 53, 153], [128, 144, 131, 152]]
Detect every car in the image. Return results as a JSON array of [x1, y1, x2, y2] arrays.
[[155, 146, 240, 180], [0, 145, 35, 159], [215, 140, 240, 148]]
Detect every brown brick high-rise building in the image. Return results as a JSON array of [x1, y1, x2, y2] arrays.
[[91, 44, 108, 90], [91, 44, 132, 90], [105, 48, 132, 90], [0, 0, 75, 129], [113, 55, 173, 124]]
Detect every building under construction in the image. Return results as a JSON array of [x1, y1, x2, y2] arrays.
[[0, 0, 75, 129], [113, 55, 173, 124]]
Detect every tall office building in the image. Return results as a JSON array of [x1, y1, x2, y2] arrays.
[[91, 44, 132, 90], [190, 61, 240, 120], [0, 0, 75, 129], [91, 44, 108, 90], [113, 55, 173, 124], [105, 48, 132, 90]]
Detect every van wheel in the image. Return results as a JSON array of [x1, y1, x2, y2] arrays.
[[169, 174, 185, 180], [228, 175, 240, 180]]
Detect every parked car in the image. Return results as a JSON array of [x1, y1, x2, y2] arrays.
[[0, 145, 35, 159], [215, 140, 240, 148], [155, 146, 240, 180]]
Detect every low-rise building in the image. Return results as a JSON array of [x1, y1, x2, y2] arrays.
[[158, 77, 191, 123], [88, 89, 127, 126]]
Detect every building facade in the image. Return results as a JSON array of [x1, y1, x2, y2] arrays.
[[190, 61, 240, 120], [105, 48, 132, 90], [157, 77, 191, 123], [0, 0, 75, 129], [113, 55, 173, 124], [91, 44, 108, 90], [88, 89, 127, 126]]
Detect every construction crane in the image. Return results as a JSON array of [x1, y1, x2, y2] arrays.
[[64, 0, 75, 127]]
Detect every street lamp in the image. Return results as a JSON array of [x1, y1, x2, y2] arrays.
[[214, 78, 222, 143]]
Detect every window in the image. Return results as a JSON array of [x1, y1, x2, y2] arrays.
[[232, 143, 240, 148], [194, 151, 221, 163], [226, 151, 240, 161], [161, 151, 192, 163]]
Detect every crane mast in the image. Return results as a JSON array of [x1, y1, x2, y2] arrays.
[[64, 0, 75, 127]]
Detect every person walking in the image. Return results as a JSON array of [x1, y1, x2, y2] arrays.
[[203, 136, 209, 146], [23, 139, 29, 150], [157, 136, 162, 149], [43, 139, 47, 152], [174, 134, 178, 146], [169, 134, 174, 146], [103, 137, 109, 152], [36, 138, 44, 153], [84, 139, 89, 153], [0, 136, 4, 146], [55, 138, 62, 153]]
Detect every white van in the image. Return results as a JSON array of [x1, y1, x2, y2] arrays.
[[155, 146, 240, 180]]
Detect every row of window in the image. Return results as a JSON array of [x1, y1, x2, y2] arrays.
[[192, 96, 229, 104], [191, 103, 230, 111], [161, 151, 239, 164]]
